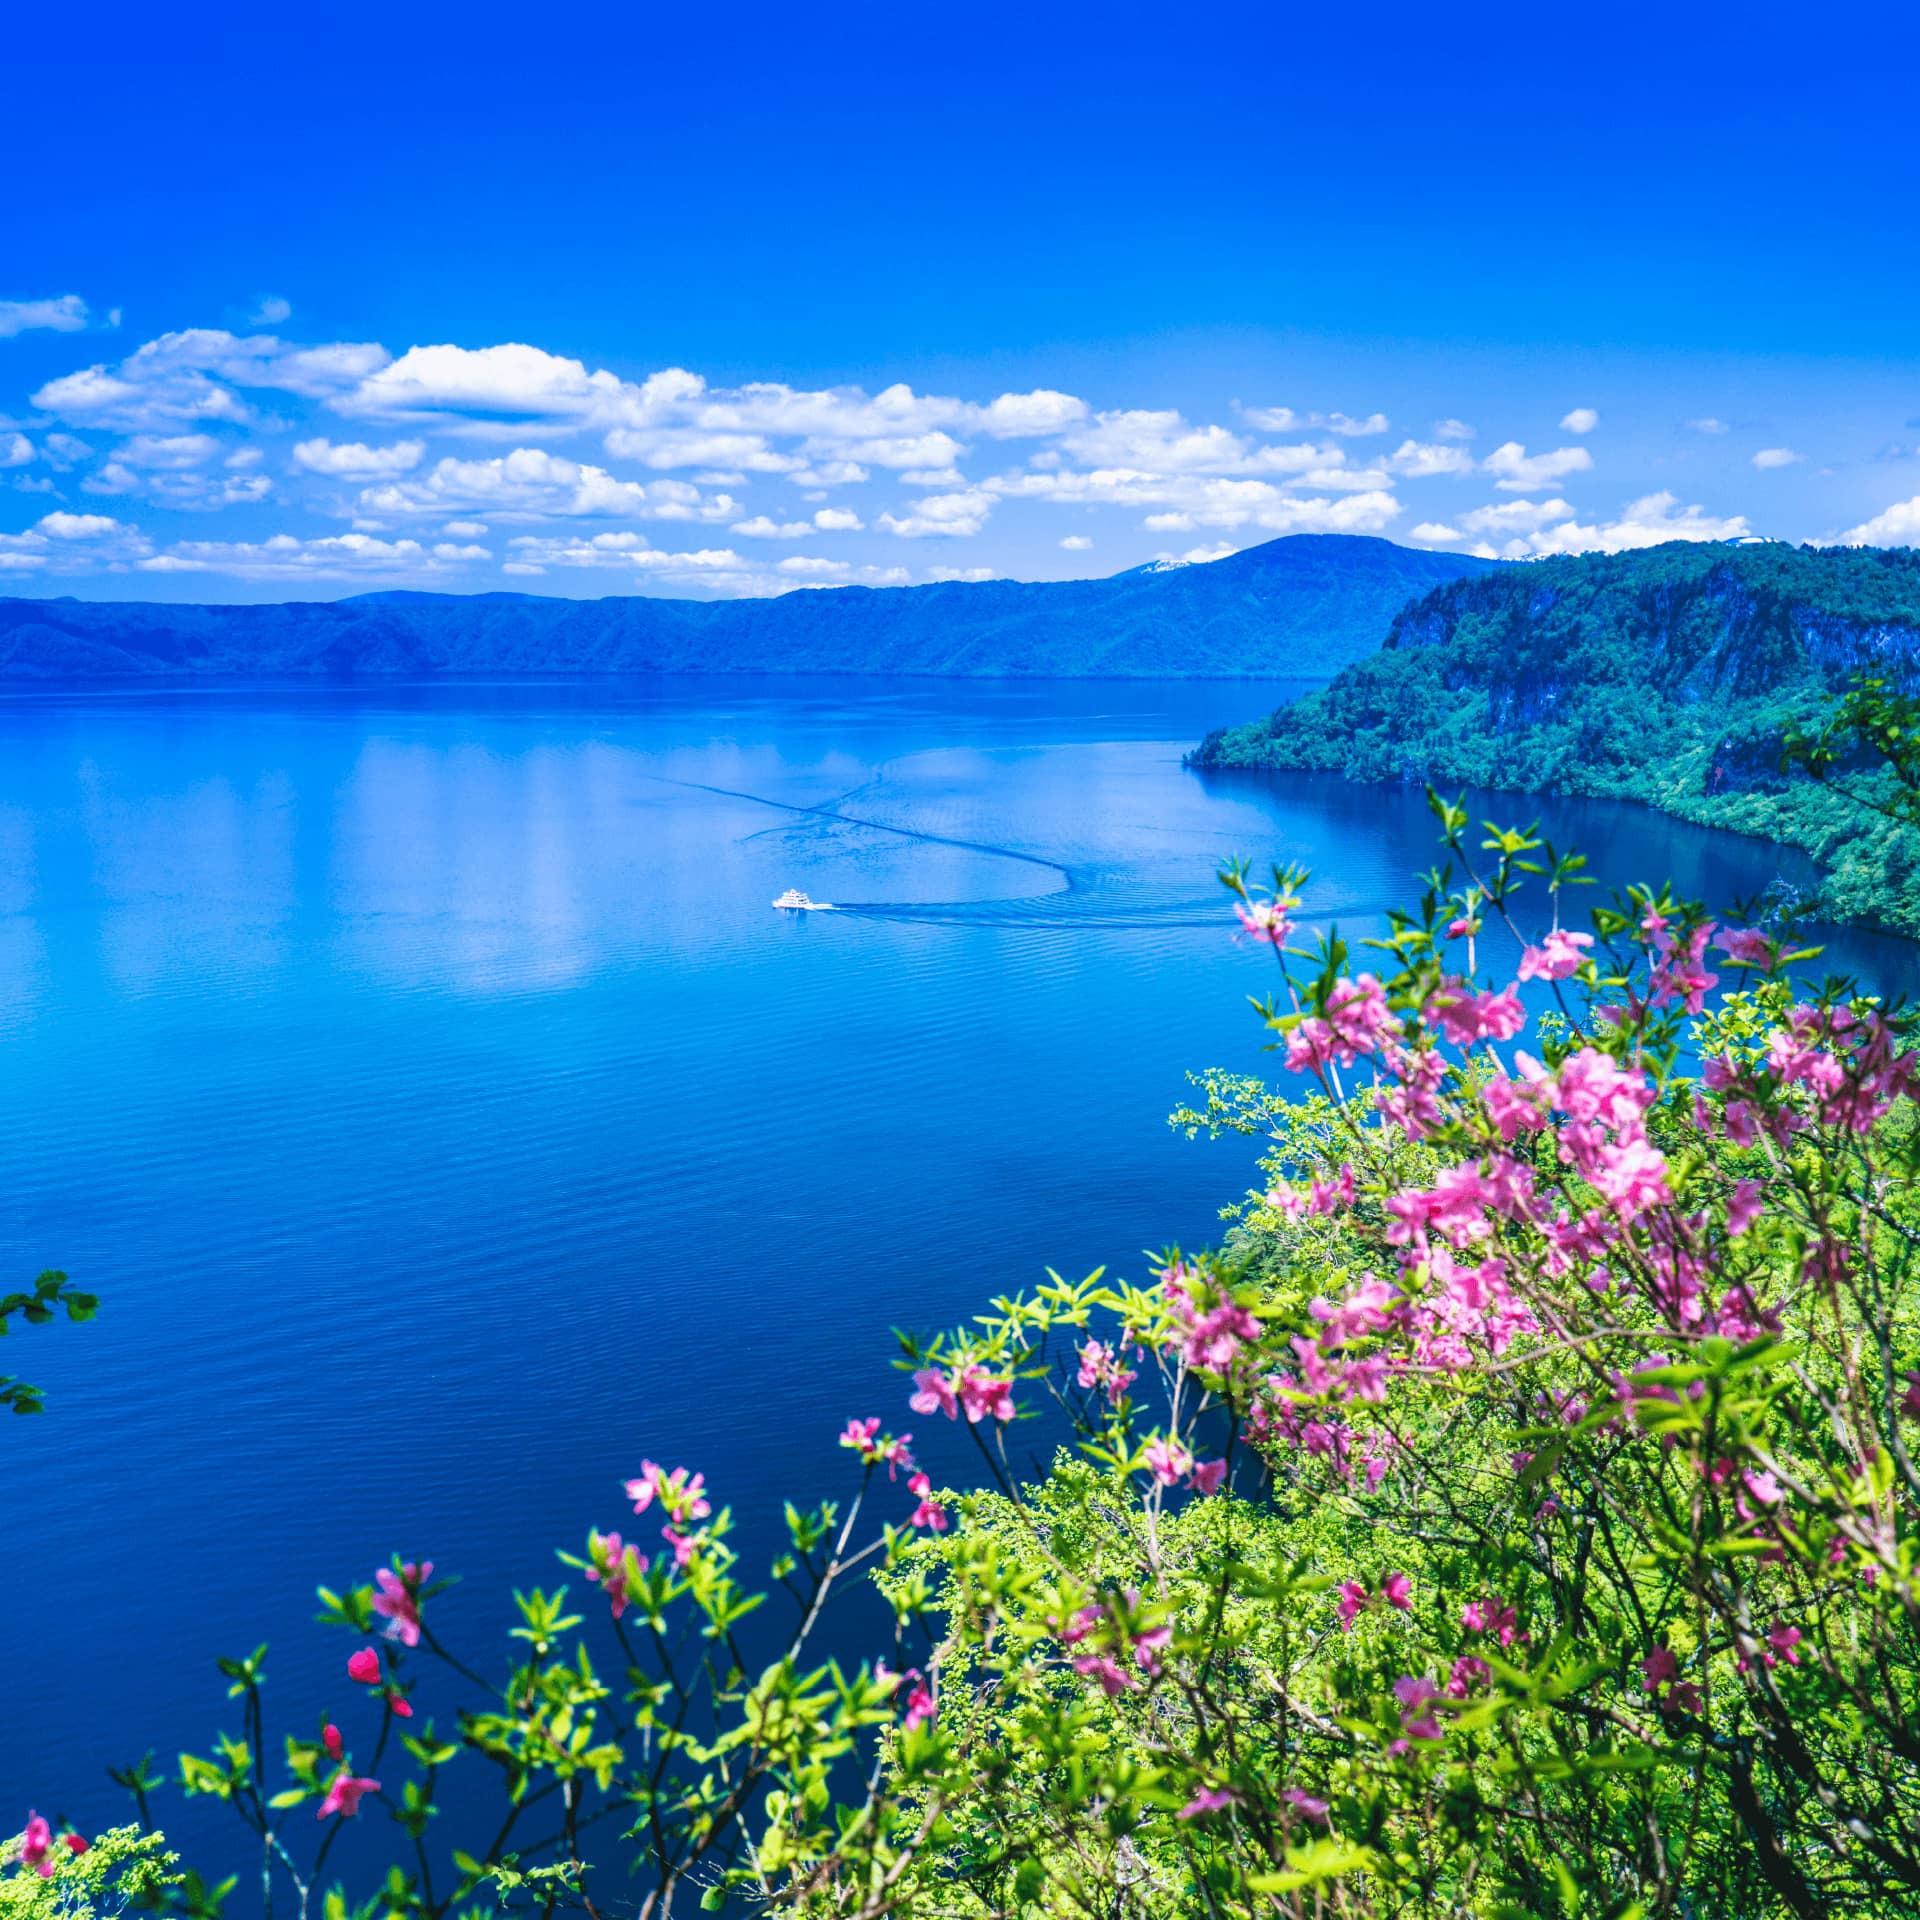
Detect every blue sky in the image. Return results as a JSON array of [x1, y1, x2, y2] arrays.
[[4, 0, 1919, 601]]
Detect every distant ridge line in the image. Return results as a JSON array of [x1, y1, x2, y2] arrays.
[[0, 533, 1499, 681]]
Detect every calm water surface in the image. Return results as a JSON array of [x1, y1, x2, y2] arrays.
[[4, 675, 1913, 1853]]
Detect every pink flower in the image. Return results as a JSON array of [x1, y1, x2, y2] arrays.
[[1236, 900, 1293, 947], [1461, 1597, 1520, 1646], [1072, 1654, 1140, 1696], [585, 1530, 648, 1619], [906, 1471, 949, 1531], [1177, 1787, 1239, 1819], [346, 1647, 381, 1685], [19, 1814, 53, 1878], [1447, 1654, 1491, 1697], [1726, 1179, 1764, 1239], [1766, 1621, 1803, 1667], [1336, 1580, 1368, 1630], [1719, 927, 1776, 971], [1188, 1457, 1228, 1495], [317, 1772, 380, 1820], [1282, 1787, 1329, 1823], [389, 1694, 413, 1719], [62, 1835, 87, 1858], [1380, 1571, 1412, 1612], [624, 1463, 710, 1525], [1393, 1675, 1443, 1741], [1075, 1338, 1138, 1403], [902, 1675, 936, 1732], [908, 1368, 958, 1419], [323, 1724, 343, 1762], [957, 1365, 1016, 1424], [1518, 928, 1592, 982], [370, 1563, 431, 1648], [839, 1417, 915, 1477], [1144, 1436, 1194, 1486]]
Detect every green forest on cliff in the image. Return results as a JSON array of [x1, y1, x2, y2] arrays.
[[1192, 540, 1920, 936]]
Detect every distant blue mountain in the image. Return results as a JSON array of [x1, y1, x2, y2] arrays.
[[0, 535, 1498, 679]]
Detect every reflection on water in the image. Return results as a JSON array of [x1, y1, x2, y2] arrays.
[[0, 673, 1908, 1854]]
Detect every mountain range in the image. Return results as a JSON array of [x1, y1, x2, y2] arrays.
[[0, 536, 1496, 680]]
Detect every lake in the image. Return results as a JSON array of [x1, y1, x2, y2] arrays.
[[4, 674, 1913, 1858]]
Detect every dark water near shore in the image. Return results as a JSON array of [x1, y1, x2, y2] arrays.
[[3, 674, 1912, 1863]]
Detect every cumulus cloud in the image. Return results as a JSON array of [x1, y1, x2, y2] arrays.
[[776, 555, 849, 576], [876, 491, 996, 538], [1388, 440, 1475, 478], [0, 509, 153, 573], [730, 515, 814, 539], [986, 464, 1400, 536], [1841, 497, 1920, 546], [148, 531, 490, 580], [0, 433, 33, 468], [248, 296, 293, 326], [357, 447, 734, 523], [1686, 417, 1730, 434], [1240, 406, 1389, 436], [338, 342, 627, 430], [1751, 447, 1802, 470], [115, 433, 221, 469], [292, 438, 426, 479], [1433, 419, 1475, 441], [1059, 534, 1093, 549], [1482, 442, 1596, 492], [0, 295, 91, 339], [812, 507, 862, 531], [1560, 408, 1599, 434], [1520, 492, 1748, 556], [925, 565, 999, 582]]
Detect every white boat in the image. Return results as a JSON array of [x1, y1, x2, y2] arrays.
[[772, 888, 833, 911]]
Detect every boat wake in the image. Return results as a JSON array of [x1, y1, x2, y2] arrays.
[[647, 774, 1385, 933]]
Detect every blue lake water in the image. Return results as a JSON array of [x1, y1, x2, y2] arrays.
[[4, 674, 1915, 1862]]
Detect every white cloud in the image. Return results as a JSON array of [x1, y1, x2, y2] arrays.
[[150, 531, 490, 580], [1519, 491, 1748, 556], [730, 515, 813, 540], [1482, 441, 1596, 492], [358, 447, 733, 523], [116, 433, 221, 469], [1433, 418, 1475, 442], [925, 565, 999, 582], [776, 555, 849, 576], [1841, 497, 1920, 546], [1560, 408, 1599, 434], [0, 295, 91, 339], [293, 437, 426, 479], [1407, 522, 1464, 547], [31, 329, 388, 431], [39, 510, 125, 539], [876, 490, 996, 538], [41, 433, 90, 470], [1457, 497, 1576, 534], [1751, 447, 1802, 470], [441, 519, 489, 537], [1063, 410, 1249, 473], [249, 296, 293, 326], [602, 427, 803, 473], [0, 433, 32, 468], [1686, 417, 1730, 434], [986, 464, 1400, 536], [812, 507, 862, 531], [1059, 534, 1093, 550], [828, 430, 968, 471], [785, 460, 869, 488], [1240, 406, 1388, 436], [977, 390, 1085, 436], [1387, 439, 1475, 478], [338, 342, 625, 429], [0, 509, 154, 574]]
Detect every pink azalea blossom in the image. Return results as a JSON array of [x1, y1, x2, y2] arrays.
[[370, 1563, 431, 1648], [1188, 1457, 1228, 1495], [1072, 1653, 1139, 1696], [908, 1367, 959, 1419], [624, 1463, 710, 1526], [346, 1647, 381, 1685], [956, 1364, 1015, 1424], [1718, 926, 1777, 971], [906, 1470, 949, 1531], [585, 1530, 647, 1619], [1393, 1675, 1443, 1741], [1282, 1787, 1329, 1823], [1725, 1179, 1764, 1238], [1447, 1654, 1491, 1697], [1766, 1621, 1803, 1667], [1177, 1787, 1239, 1819], [1381, 1571, 1412, 1612], [839, 1417, 915, 1477], [62, 1836, 87, 1858], [902, 1677, 936, 1731], [323, 1724, 343, 1762], [1074, 1338, 1137, 1401], [1518, 928, 1593, 982], [1336, 1580, 1368, 1630], [1235, 900, 1293, 947], [317, 1771, 380, 1820], [1144, 1436, 1194, 1486], [1461, 1597, 1520, 1646], [19, 1813, 53, 1878]]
